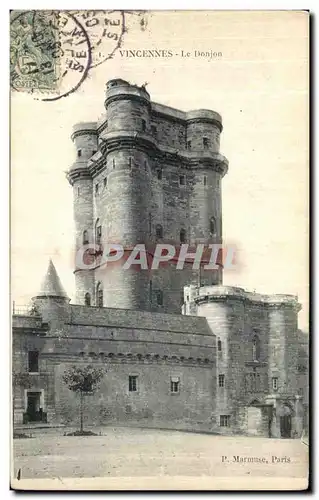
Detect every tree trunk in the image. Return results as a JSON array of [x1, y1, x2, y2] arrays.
[[80, 391, 84, 432]]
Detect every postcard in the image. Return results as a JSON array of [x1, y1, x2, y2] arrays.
[[11, 10, 309, 491]]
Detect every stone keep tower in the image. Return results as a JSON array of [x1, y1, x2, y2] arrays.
[[68, 79, 228, 313]]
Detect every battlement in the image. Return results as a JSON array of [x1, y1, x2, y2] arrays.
[[105, 79, 151, 107], [186, 285, 301, 309], [71, 122, 97, 142]]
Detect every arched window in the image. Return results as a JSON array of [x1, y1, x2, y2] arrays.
[[180, 228, 186, 243], [252, 335, 260, 361], [210, 216, 216, 235], [96, 282, 103, 308], [84, 292, 91, 306], [83, 230, 89, 245], [156, 224, 163, 239], [95, 219, 102, 245]]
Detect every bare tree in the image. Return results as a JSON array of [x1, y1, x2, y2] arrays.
[[62, 365, 105, 434]]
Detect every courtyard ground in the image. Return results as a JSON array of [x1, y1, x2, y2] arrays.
[[12, 426, 308, 490]]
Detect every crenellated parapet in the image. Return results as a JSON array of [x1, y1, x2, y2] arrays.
[[193, 285, 301, 311]]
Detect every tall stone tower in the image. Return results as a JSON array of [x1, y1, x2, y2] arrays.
[[67, 79, 228, 314]]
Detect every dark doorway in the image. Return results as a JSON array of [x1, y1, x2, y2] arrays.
[[26, 392, 41, 422], [280, 415, 292, 438]]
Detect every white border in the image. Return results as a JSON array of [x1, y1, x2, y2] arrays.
[[3, 2, 314, 498]]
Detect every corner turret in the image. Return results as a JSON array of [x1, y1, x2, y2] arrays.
[[32, 260, 70, 331]]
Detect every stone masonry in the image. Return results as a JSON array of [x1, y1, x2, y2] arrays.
[[12, 79, 308, 437]]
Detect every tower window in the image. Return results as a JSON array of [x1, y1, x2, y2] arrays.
[[187, 140, 191, 150], [220, 415, 230, 427], [204, 175, 207, 186], [203, 137, 209, 149], [218, 374, 225, 388], [77, 149, 82, 158], [144, 160, 147, 171], [141, 119, 146, 132], [129, 375, 138, 392], [95, 219, 102, 245], [96, 225, 102, 245], [103, 177, 107, 188], [157, 170, 162, 180], [210, 217, 216, 235], [83, 230, 89, 245], [149, 280, 153, 304], [96, 282, 103, 308], [84, 293, 91, 306], [272, 377, 278, 391], [156, 224, 163, 239], [77, 187, 80, 196], [113, 159, 115, 169], [170, 377, 180, 393], [179, 175, 186, 186], [95, 183, 99, 195], [217, 339, 222, 352], [151, 125, 157, 137], [180, 228, 186, 243], [252, 335, 260, 361], [28, 350, 39, 373], [156, 290, 163, 306], [129, 157, 132, 168]]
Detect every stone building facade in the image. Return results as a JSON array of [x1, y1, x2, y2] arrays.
[[12, 79, 308, 438]]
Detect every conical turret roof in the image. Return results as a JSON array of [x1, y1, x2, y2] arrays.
[[35, 259, 69, 298]]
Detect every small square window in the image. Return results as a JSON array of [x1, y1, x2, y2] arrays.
[[170, 377, 180, 393], [272, 377, 278, 391], [218, 374, 225, 388], [179, 175, 186, 186], [220, 415, 230, 427], [129, 375, 138, 392], [77, 149, 82, 158], [203, 137, 209, 149]]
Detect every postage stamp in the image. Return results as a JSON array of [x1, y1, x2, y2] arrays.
[[10, 10, 128, 101], [10, 11, 61, 94]]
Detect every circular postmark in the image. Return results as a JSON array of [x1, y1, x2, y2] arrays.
[[70, 10, 126, 69], [10, 10, 92, 101]]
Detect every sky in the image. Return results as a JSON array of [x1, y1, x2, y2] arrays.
[[11, 11, 309, 330]]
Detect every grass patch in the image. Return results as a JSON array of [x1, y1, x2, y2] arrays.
[[65, 430, 98, 437]]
